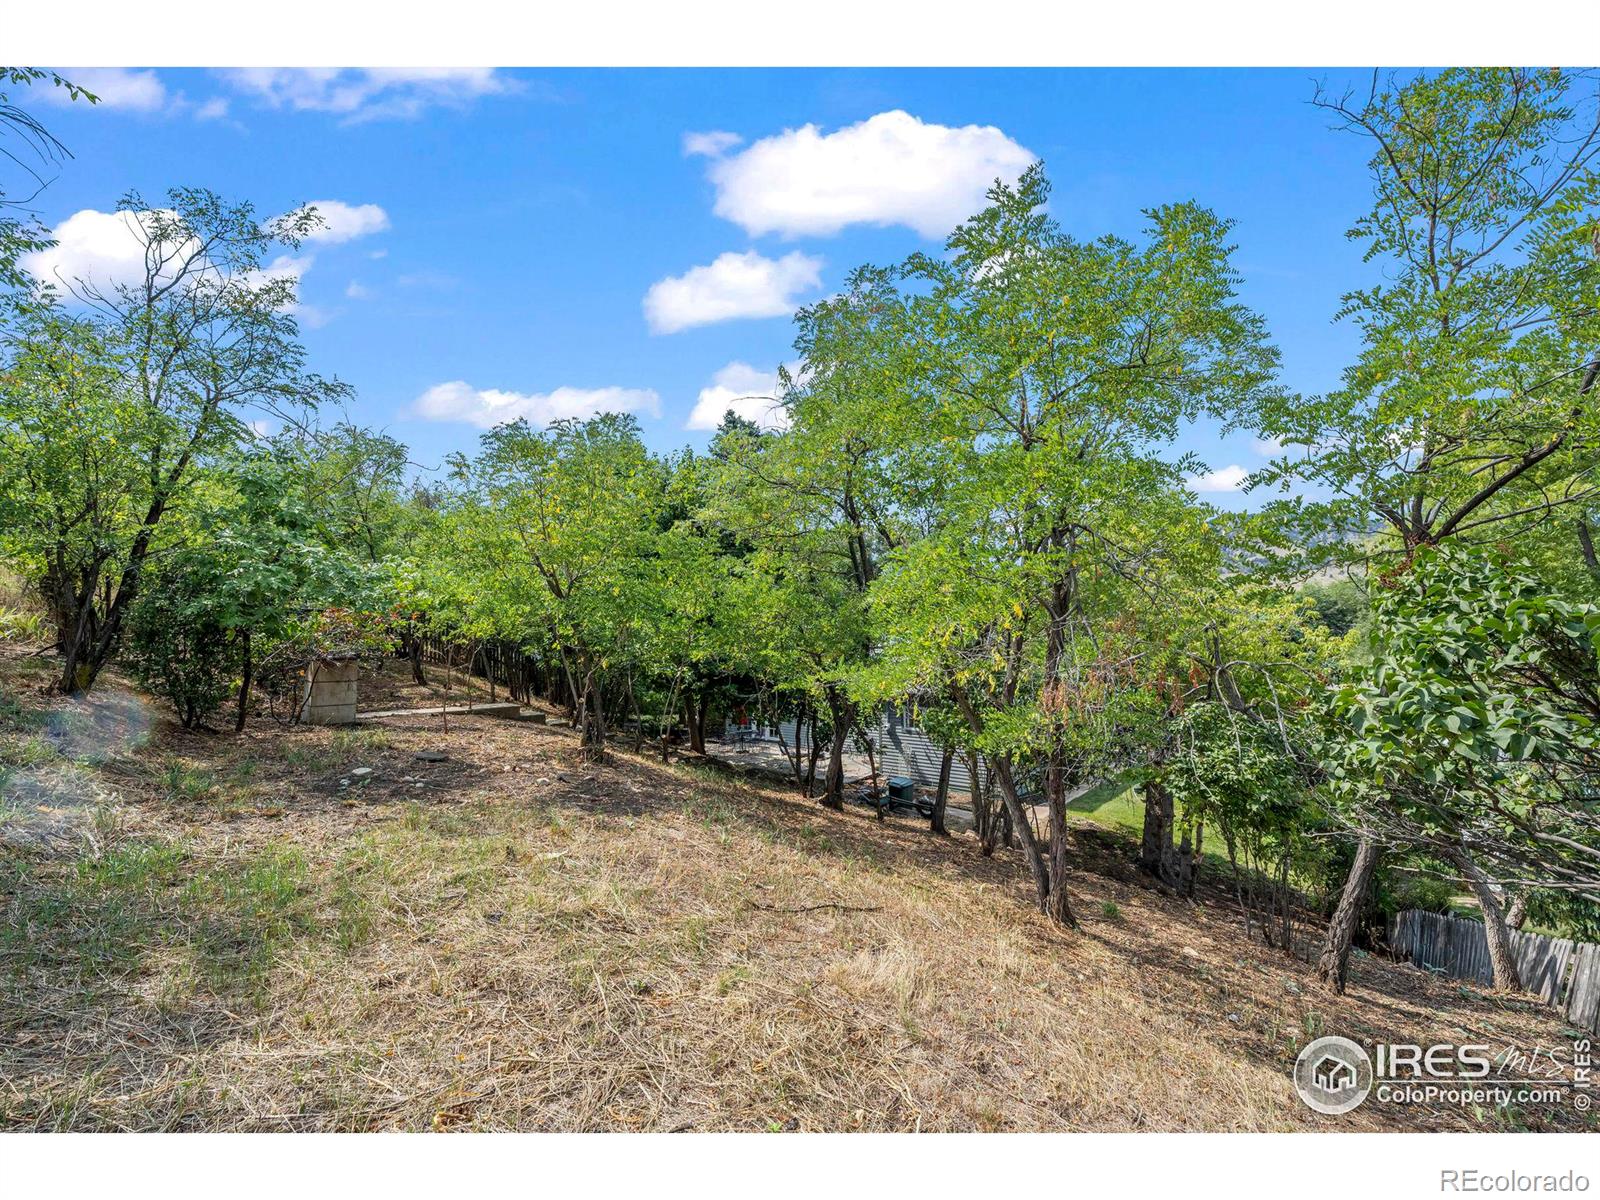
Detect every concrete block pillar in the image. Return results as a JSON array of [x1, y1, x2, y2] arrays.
[[302, 658, 359, 726]]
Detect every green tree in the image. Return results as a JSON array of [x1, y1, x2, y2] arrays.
[[705, 315, 898, 807], [289, 422, 417, 565], [1167, 700, 1319, 950], [1322, 544, 1600, 990], [1252, 69, 1600, 990], [2, 188, 348, 693], [440, 414, 667, 760], [1253, 69, 1600, 559], [124, 446, 375, 729], [862, 165, 1280, 926]]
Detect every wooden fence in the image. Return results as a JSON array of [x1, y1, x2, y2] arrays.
[[414, 634, 554, 707], [1391, 909, 1600, 1033]]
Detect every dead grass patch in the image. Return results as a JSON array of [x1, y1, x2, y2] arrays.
[[1, 656, 1593, 1132]]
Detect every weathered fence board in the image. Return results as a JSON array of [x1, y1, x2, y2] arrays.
[[1568, 943, 1600, 1034], [415, 634, 550, 706], [1392, 909, 1597, 1033], [1518, 932, 1576, 1006]]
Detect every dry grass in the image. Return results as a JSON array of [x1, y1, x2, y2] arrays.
[[1, 652, 1593, 1132], [348, 659, 504, 715]]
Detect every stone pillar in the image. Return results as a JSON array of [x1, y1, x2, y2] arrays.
[[302, 658, 359, 726]]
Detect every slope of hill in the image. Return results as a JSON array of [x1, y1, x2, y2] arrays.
[[1, 653, 1590, 1132]]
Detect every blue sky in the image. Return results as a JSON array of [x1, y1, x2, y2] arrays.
[[20, 67, 1382, 504]]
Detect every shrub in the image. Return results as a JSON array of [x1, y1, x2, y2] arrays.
[[124, 569, 236, 729], [0, 605, 46, 644], [1391, 874, 1455, 915]]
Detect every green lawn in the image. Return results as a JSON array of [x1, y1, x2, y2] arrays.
[[1065, 778, 1236, 878], [1066, 779, 1143, 833]]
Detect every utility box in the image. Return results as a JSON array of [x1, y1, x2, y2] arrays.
[[887, 776, 917, 804], [301, 657, 359, 726]]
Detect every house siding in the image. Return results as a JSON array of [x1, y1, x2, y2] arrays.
[[878, 706, 987, 797], [724, 705, 993, 800]]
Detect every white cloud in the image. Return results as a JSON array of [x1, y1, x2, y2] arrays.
[[243, 254, 321, 322], [1252, 436, 1286, 457], [686, 362, 794, 432], [283, 200, 391, 245], [412, 381, 661, 429], [24, 209, 328, 322], [1186, 464, 1251, 493], [38, 71, 234, 124], [221, 68, 516, 122], [683, 130, 742, 158], [21, 208, 191, 292], [705, 110, 1035, 239], [345, 281, 372, 300], [40, 68, 167, 112], [644, 250, 822, 335], [253, 253, 311, 285]]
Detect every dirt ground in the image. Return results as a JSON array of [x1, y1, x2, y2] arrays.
[[348, 658, 500, 715], [2, 652, 1593, 1132]]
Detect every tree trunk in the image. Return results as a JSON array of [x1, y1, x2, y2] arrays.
[[66, 546, 153, 695], [693, 693, 709, 755], [1315, 834, 1381, 993], [1577, 515, 1600, 586], [820, 688, 849, 811], [57, 604, 94, 694], [1278, 851, 1294, 954], [683, 691, 707, 755], [1447, 848, 1524, 992], [558, 646, 582, 724], [804, 712, 822, 797], [1175, 827, 1196, 899], [821, 723, 847, 809], [1036, 569, 1081, 929], [989, 758, 1053, 916], [949, 690, 1049, 905], [858, 722, 883, 819], [235, 628, 253, 733], [931, 744, 953, 836], [1139, 777, 1175, 881], [1505, 893, 1529, 930], [969, 752, 996, 855], [580, 675, 607, 762], [42, 564, 80, 654], [625, 673, 644, 753], [659, 678, 682, 764], [1043, 757, 1078, 928]]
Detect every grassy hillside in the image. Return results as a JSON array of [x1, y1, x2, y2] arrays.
[[1, 653, 1590, 1132]]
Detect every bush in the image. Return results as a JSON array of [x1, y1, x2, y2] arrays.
[[0, 605, 46, 644], [124, 570, 237, 729], [1391, 874, 1455, 915], [1301, 579, 1367, 639]]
